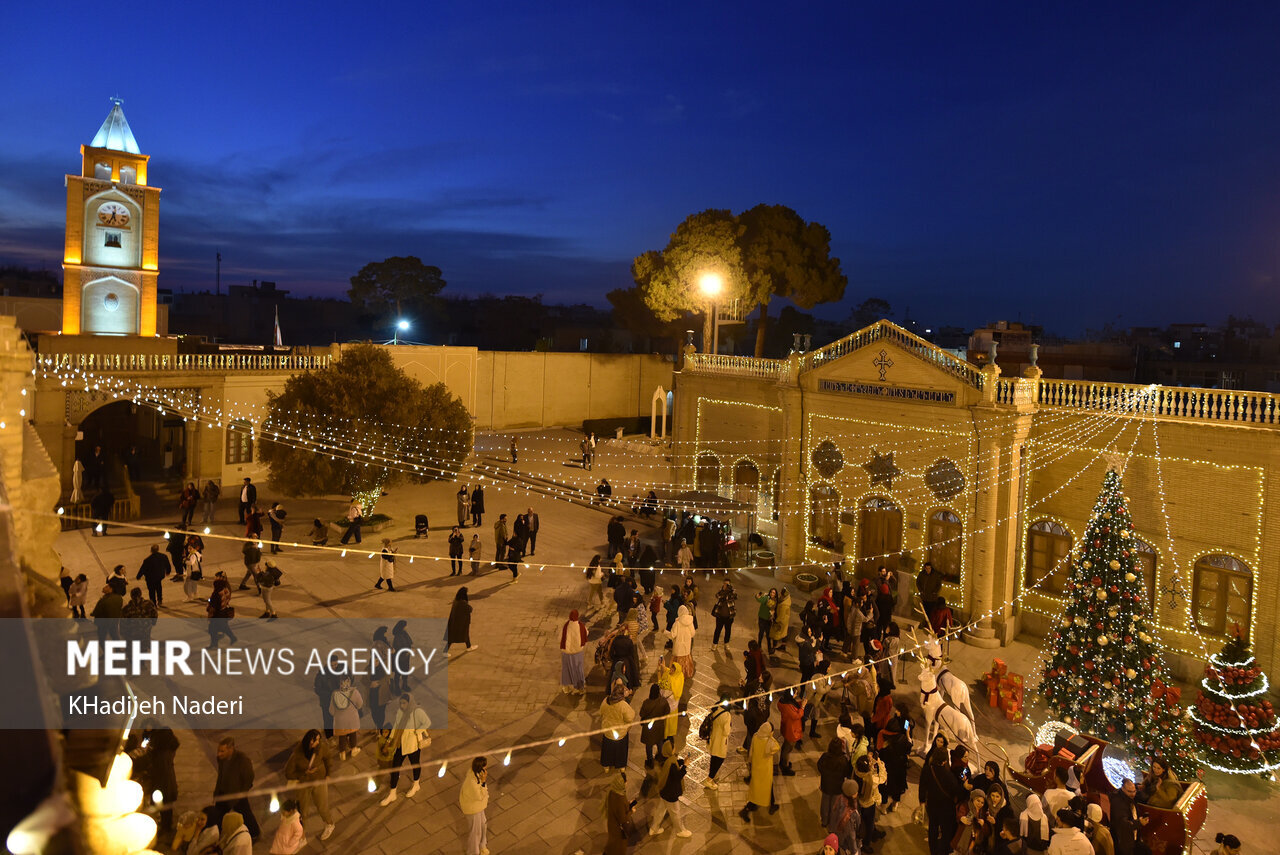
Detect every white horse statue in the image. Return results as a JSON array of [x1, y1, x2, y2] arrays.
[[919, 666, 977, 754], [911, 613, 976, 724]]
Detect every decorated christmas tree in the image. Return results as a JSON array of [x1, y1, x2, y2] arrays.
[[1190, 628, 1280, 774], [1037, 468, 1198, 777]]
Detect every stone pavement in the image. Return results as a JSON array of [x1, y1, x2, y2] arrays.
[[50, 430, 1269, 853]]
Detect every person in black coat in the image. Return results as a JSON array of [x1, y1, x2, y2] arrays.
[[878, 705, 911, 811], [1111, 778, 1149, 855], [816, 737, 853, 826], [90, 488, 114, 535], [141, 723, 180, 835], [237, 477, 257, 525], [470, 485, 485, 526], [606, 516, 626, 559], [920, 734, 965, 855], [136, 544, 171, 606]]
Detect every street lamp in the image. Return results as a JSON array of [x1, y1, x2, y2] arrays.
[[698, 272, 723, 354], [393, 319, 410, 345]]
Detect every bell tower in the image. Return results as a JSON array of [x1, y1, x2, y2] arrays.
[[61, 98, 162, 336]]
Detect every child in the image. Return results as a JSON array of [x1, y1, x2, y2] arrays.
[[269, 798, 306, 855], [68, 574, 89, 619], [376, 726, 397, 770]]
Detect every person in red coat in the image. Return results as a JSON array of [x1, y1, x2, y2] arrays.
[[777, 690, 806, 775]]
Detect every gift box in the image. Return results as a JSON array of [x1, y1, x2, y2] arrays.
[[989, 687, 999, 707], [991, 657, 1008, 676], [1006, 707, 1024, 722]]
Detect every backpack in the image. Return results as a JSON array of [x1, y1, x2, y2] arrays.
[[698, 707, 722, 742]]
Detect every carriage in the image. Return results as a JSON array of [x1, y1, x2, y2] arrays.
[[1003, 723, 1207, 855]]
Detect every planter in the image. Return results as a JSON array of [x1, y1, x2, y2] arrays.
[[752, 550, 776, 568], [793, 572, 821, 593]]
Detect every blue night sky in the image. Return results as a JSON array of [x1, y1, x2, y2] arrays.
[[5, 2, 1280, 334]]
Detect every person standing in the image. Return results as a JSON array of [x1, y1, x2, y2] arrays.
[[1109, 779, 1147, 855], [68, 574, 88, 619], [178, 482, 200, 528], [676, 538, 693, 572], [91, 583, 123, 645], [599, 680, 637, 770], [239, 539, 262, 592], [492, 514, 508, 565], [376, 538, 397, 591], [460, 756, 490, 855], [254, 560, 280, 619], [237, 478, 256, 525], [777, 690, 806, 775], [328, 675, 364, 761], [200, 479, 221, 525], [816, 737, 853, 825], [526, 506, 540, 555], [603, 771, 632, 855], [445, 588, 477, 656], [284, 729, 336, 841], [504, 534, 523, 581], [560, 609, 588, 694], [269, 800, 306, 855], [856, 753, 883, 852], [1084, 803, 1114, 855], [671, 605, 696, 680], [470, 484, 485, 527], [921, 734, 965, 855], [267, 502, 286, 553], [182, 545, 202, 601], [456, 485, 470, 528], [770, 587, 792, 654], [513, 512, 530, 555], [244, 504, 264, 540], [878, 705, 912, 811], [703, 695, 732, 789], [445, 526, 465, 576], [340, 497, 363, 545], [379, 694, 432, 804], [212, 737, 260, 839], [207, 576, 237, 648], [739, 720, 780, 823], [916, 561, 943, 620], [136, 543, 171, 606], [120, 587, 158, 643], [468, 533, 482, 575], [649, 740, 692, 838], [90, 487, 114, 536], [711, 580, 736, 650], [639, 686, 669, 767]]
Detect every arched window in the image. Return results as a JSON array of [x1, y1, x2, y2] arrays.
[[1133, 536, 1157, 613], [1193, 555, 1253, 641], [226, 420, 254, 465], [1026, 520, 1073, 594], [695, 452, 720, 494], [733, 459, 759, 518], [927, 509, 962, 582], [809, 484, 841, 551], [94, 162, 112, 180], [119, 165, 136, 185]]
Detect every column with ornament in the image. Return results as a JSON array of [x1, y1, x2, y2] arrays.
[[1036, 468, 1198, 777], [1190, 628, 1280, 775]]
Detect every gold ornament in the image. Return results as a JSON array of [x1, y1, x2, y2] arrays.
[[1082, 560, 1092, 569], [1125, 668, 1136, 679], [1125, 572, 1136, 582], [1108, 559, 1121, 570], [1096, 590, 1108, 601]]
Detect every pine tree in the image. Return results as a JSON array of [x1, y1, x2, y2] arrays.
[[1037, 468, 1198, 777], [1190, 628, 1280, 774]]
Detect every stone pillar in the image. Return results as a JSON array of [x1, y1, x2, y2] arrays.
[[965, 433, 1003, 648], [776, 382, 805, 564]]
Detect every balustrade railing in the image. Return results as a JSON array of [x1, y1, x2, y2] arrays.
[[684, 352, 789, 380], [801, 321, 985, 389], [1034, 379, 1280, 425], [37, 352, 330, 373]]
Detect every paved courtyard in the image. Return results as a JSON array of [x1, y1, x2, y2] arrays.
[[50, 430, 1271, 853]]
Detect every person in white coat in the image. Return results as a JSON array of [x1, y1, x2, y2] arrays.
[[460, 756, 490, 855], [380, 694, 431, 804], [376, 538, 397, 592], [671, 604, 697, 680], [1047, 809, 1094, 855]]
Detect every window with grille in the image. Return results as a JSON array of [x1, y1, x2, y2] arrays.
[[1193, 554, 1252, 641], [1026, 520, 1073, 594], [226, 420, 254, 465]]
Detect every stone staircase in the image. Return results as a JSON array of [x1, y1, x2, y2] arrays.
[[466, 457, 629, 518]]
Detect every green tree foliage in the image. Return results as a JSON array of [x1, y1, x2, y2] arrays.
[[1037, 469, 1198, 777], [258, 343, 472, 509], [624, 205, 847, 357], [348, 256, 447, 320], [849, 297, 892, 329]]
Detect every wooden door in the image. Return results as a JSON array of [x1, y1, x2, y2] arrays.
[[858, 497, 902, 577]]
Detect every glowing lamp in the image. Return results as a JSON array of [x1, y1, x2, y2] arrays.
[[698, 272, 723, 298]]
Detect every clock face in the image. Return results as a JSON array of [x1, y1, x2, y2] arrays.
[[97, 202, 130, 227]]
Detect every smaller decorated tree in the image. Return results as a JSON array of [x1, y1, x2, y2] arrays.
[[1190, 627, 1280, 774], [1037, 468, 1198, 777]]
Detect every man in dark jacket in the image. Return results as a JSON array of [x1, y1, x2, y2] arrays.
[[136, 543, 171, 606], [1111, 778, 1149, 855], [526, 507, 540, 555], [212, 737, 260, 839], [470, 485, 485, 526], [920, 735, 966, 855], [606, 516, 626, 559], [916, 562, 943, 619], [91, 585, 124, 645], [237, 477, 257, 525]]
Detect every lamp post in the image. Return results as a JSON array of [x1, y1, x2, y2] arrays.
[[698, 272, 723, 354], [393, 319, 410, 345]]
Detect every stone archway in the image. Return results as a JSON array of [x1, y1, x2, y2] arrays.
[[651, 385, 667, 439]]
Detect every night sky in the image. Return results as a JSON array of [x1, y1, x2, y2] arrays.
[[5, 3, 1280, 334]]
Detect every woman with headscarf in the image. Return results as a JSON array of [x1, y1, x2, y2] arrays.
[[379, 693, 432, 805], [870, 678, 895, 742], [283, 730, 336, 841], [777, 689, 806, 775], [1020, 793, 1051, 853], [1137, 757, 1180, 809], [739, 720, 780, 823], [671, 604, 696, 679], [603, 770, 633, 855], [953, 788, 988, 855], [456, 485, 469, 528], [769, 587, 792, 653], [986, 785, 1015, 840], [639, 684, 670, 768], [743, 640, 768, 684], [878, 704, 911, 812], [599, 679, 637, 769], [459, 755, 489, 855], [560, 609, 588, 693], [329, 675, 364, 761], [655, 649, 684, 740], [444, 588, 475, 657], [219, 810, 252, 855], [921, 733, 965, 855]]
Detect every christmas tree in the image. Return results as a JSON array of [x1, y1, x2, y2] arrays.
[[1190, 628, 1280, 774], [1037, 468, 1198, 778]]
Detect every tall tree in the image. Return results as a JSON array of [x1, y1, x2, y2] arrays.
[[1037, 468, 1198, 777], [348, 256, 447, 322], [625, 205, 847, 357], [257, 343, 472, 513]]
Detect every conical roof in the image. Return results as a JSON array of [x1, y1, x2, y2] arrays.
[[89, 98, 140, 154]]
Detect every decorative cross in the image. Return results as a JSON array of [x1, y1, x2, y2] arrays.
[[1162, 581, 1187, 610], [873, 349, 894, 381]]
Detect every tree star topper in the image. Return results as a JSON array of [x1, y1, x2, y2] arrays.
[[1100, 450, 1129, 476], [862, 449, 901, 489]]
